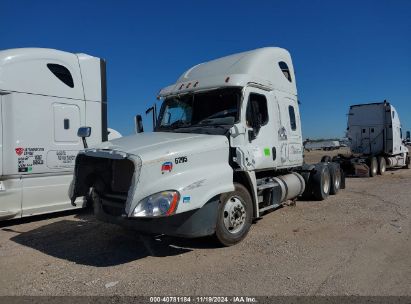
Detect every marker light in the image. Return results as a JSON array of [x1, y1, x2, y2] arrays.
[[132, 191, 180, 217]]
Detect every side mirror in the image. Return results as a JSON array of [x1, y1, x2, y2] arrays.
[[406, 131, 410, 141], [78, 126, 91, 148], [135, 115, 144, 133]]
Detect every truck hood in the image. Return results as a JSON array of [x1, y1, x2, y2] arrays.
[[89, 132, 229, 162]]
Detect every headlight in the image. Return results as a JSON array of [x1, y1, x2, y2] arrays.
[[132, 191, 180, 217]]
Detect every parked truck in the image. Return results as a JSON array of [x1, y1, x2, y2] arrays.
[[0, 48, 109, 220], [326, 101, 410, 177], [70, 47, 344, 246], [304, 140, 340, 151]]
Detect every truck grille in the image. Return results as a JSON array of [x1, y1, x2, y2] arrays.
[[95, 158, 136, 217]]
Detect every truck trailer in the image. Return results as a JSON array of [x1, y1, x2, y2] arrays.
[[327, 101, 410, 177], [0, 48, 109, 220], [70, 47, 344, 246], [304, 140, 340, 151]]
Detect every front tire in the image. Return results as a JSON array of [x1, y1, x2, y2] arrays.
[[215, 183, 253, 246]]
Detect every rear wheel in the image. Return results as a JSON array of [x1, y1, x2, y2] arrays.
[[404, 155, 410, 169], [215, 183, 253, 246], [377, 156, 386, 175], [321, 155, 332, 163], [369, 156, 378, 177], [328, 163, 341, 195], [312, 163, 331, 200]]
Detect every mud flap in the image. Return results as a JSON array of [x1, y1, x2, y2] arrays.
[[353, 163, 369, 177]]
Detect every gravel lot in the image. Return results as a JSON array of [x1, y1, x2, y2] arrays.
[[0, 148, 410, 296]]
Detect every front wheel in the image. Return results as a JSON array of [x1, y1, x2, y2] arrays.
[[215, 183, 253, 246]]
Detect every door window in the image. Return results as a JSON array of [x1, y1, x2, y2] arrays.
[[246, 93, 268, 127]]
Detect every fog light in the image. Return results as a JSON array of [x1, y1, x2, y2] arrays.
[[132, 191, 179, 217]]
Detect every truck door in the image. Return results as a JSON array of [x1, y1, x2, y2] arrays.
[[236, 87, 278, 170], [20, 97, 85, 216]]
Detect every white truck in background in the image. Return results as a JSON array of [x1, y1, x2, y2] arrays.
[[70, 47, 345, 246], [0, 48, 112, 220], [304, 140, 340, 151], [327, 101, 410, 177]]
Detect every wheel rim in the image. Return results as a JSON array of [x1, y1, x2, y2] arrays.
[[223, 196, 247, 234], [322, 170, 330, 194], [334, 169, 341, 189], [372, 162, 377, 175], [381, 162, 386, 172]]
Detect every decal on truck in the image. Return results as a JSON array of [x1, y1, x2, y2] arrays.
[[15, 147, 24, 156], [46, 150, 78, 169], [17, 147, 45, 173], [175, 156, 188, 164], [161, 162, 173, 174]]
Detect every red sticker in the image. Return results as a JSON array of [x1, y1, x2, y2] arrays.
[[15, 147, 24, 156]]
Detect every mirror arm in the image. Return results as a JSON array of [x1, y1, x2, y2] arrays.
[[82, 137, 88, 148]]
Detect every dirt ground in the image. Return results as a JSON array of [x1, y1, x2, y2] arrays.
[[0, 148, 410, 296]]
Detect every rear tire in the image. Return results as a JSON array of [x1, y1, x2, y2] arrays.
[[404, 155, 410, 169], [312, 163, 331, 200], [340, 169, 346, 189], [321, 155, 332, 163], [214, 183, 253, 246], [377, 156, 386, 175], [368, 156, 378, 177], [328, 163, 341, 195]]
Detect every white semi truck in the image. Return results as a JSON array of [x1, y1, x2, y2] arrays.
[[70, 47, 344, 246], [328, 101, 410, 177], [0, 48, 109, 220]]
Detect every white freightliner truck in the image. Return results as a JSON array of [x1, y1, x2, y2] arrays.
[[70, 47, 345, 246], [0, 48, 110, 220], [327, 101, 410, 177]]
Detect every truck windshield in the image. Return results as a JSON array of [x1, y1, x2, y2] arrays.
[[156, 88, 241, 134]]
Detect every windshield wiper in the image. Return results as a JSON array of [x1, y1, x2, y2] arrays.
[[188, 123, 230, 130], [158, 120, 191, 130]]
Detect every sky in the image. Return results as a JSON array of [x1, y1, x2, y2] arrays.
[[1, 0, 410, 139]]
